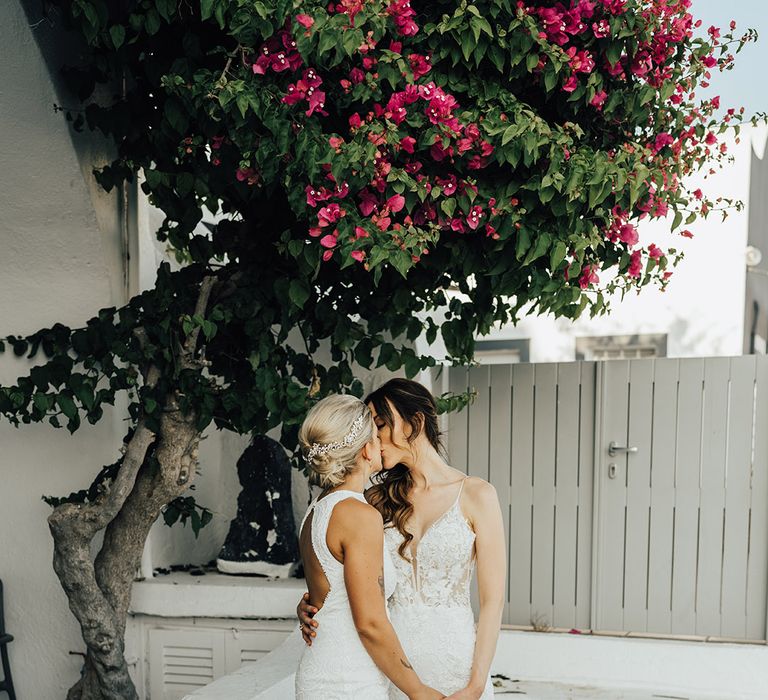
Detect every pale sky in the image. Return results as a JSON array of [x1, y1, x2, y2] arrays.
[[691, 0, 768, 117]]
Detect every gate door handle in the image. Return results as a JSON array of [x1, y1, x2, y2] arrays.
[[608, 441, 638, 457]]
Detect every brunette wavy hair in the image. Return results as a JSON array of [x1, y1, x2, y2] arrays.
[[365, 378, 445, 559]]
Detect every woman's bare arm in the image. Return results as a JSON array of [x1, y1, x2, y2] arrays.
[[340, 499, 443, 700], [456, 479, 506, 698]]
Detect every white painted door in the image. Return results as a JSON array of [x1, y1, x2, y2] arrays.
[[592, 356, 768, 640]]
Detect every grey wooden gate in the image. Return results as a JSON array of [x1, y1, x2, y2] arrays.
[[435, 355, 768, 640]]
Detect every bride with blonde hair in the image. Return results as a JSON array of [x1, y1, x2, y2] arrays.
[[295, 392, 444, 700]]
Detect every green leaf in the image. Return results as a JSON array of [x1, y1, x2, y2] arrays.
[[501, 124, 517, 146], [460, 31, 475, 63], [56, 393, 77, 420], [201, 0, 216, 20], [441, 198, 457, 218], [522, 232, 552, 266], [289, 280, 310, 308], [606, 41, 622, 67], [549, 241, 567, 271], [109, 25, 125, 49]]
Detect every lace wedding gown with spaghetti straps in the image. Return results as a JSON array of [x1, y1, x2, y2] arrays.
[[295, 490, 397, 699], [385, 478, 495, 699]]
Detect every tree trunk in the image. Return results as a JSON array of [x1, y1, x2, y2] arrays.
[[48, 276, 216, 700], [55, 411, 202, 700]]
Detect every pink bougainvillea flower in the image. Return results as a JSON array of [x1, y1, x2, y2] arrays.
[[358, 189, 378, 216], [590, 90, 608, 110], [386, 194, 406, 213], [408, 53, 431, 79], [322, 250, 334, 261], [566, 47, 595, 74], [681, 229, 694, 238], [306, 185, 332, 207], [467, 155, 488, 170], [354, 226, 370, 239], [592, 19, 610, 37], [578, 263, 600, 289], [295, 14, 314, 29], [436, 174, 458, 196], [320, 233, 338, 249], [236, 167, 258, 185], [654, 133, 674, 153], [627, 249, 643, 278], [479, 140, 494, 157], [305, 87, 326, 116], [466, 205, 484, 230], [563, 75, 579, 92], [618, 223, 639, 246], [648, 244, 663, 260], [318, 203, 344, 227], [450, 217, 466, 233], [386, 0, 419, 36], [399, 136, 417, 153], [456, 137, 474, 155], [351, 250, 366, 262], [373, 213, 391, 231]]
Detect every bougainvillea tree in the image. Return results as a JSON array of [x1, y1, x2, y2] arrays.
[[2, 0, 756, 697]]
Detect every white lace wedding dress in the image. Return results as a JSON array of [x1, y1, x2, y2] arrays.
[[385, 478, 495, 699], [295, 490, 397, 699]]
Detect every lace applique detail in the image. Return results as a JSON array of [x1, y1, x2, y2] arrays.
[[384, 479, 494, 699], [385, 490, 476, 609]]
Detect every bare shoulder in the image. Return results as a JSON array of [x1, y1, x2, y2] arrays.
[[462, 477, 499, 509], [333, 497, 383, 530]]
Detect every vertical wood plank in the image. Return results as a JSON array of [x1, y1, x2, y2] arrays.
[[509, 362, 535, 626], [530, 363, 558, 627], [721, 356, 756, 638], [447, 366, 470, 473], [553, 362, 581, 629], [671, 359, 704, 635], [646, 359, 678, 634], [489, 364, 513, 623], [467, 365, 491, 481], [595, 360, 630, 631], [695, 357, 730, 636], [749, 357, 768, 640], [622, 360, 654, 632], [576, 362, 596, 630]]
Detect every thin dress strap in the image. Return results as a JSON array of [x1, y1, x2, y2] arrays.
[[454, 476, 469, 505]]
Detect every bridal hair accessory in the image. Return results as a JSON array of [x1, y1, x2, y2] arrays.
[[305, 411, 367, 463]]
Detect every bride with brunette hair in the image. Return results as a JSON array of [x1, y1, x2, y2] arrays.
[[299, 378, 506, 699]]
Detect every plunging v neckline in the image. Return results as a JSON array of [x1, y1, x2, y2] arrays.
[[407, 478, 468, 554]]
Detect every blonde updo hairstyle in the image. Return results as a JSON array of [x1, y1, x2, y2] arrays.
[[299, 394, 376, 489]]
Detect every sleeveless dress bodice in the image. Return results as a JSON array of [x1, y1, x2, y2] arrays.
[[384, 479, 494, 699], [295, 490, 396, 699]]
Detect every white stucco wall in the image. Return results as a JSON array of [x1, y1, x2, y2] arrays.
[[0, 3, 127, 697]]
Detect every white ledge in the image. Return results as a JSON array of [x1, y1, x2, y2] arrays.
[[185, 629, 768, 700], [129, 571, 306, 619]]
